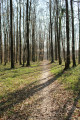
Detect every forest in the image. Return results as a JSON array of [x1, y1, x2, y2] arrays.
[[0, 0, 80, 120]]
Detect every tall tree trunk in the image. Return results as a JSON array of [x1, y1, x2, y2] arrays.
[[62, 30, 65, 61], [19, 5, 22, 65], [78, 4, 80, 64], [23, 1, 25, 67], [14, 25, 15, 63], [10, 0, 14, 68], [63, 18, 66, 62], [56, 0, 62, 65], [56, 0, 59, 61], [47, 36, 48, 60], [26, 0, 30, 66], [4, 32, 7, 65], [32, 22, 35, 62], [71, 0, 76, 67], [58, 17, 62, 65], [35, 32, 38, 61], [6, 31, 8, 63], [0, 2, 2, 64], [7, 0, 9, 63], [55, 17, 58, 61], [65, 0, 70, 69], [50, 0, 54, 63], [16, 2, 18, 63], [49, 24, 51, 59]]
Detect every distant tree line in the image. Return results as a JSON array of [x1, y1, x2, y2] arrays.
[[0, 0, 80, 70]]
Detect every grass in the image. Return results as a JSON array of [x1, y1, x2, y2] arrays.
[[0, 62, 41, 100], [0, 60, 80, 119], [1, 61, 79, 99], [51, 61, 80, 93], [51, 61, 80, 116], [0, 61, 45, 119]]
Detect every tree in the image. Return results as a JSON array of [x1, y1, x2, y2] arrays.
[[71, 0, 76, 67], [26, 0, 30, 66], [7, 0, 9, 63], [10, 0, 14, 68], [1, 0, 78, 69], [78, 2, 80, 64], [55, 17, 58, 61], [49, 0, 54, 63], [19, 4, 22, 65], [55, 0, 62, 65], [4, 30, 7, 65], [16, 1, 19, 63], [22, 0, 25, 66], [32, 21, 35, 62], [0, 2, 2, 64], [32, 7, 36, 62], [58, 12, 62, 65], [65, 0, 70, 69], [47, 35, 49, 60]]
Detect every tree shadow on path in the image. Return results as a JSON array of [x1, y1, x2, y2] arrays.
[[1, 67, 79, 120], [0, 70, 64, 117], [66, 92, 80, 120]]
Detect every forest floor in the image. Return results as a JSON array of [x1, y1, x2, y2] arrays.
[[0, 61, 80, 120]]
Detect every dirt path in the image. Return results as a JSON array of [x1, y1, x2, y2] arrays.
[[27, 61, 54, 120], [4, 61, 80, 120], [27, 61, 80, 120]]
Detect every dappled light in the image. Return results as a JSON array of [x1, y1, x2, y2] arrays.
[[0, 0, 80, 119]]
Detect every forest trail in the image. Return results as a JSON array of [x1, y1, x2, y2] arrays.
[[28, 61, 54, 120], [3, 61, 80, 120], [27, 61, 79, 120]]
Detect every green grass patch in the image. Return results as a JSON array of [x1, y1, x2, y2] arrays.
[[0, 62, 41, 100], [51, 61, 80, 109], [51, 61, 80, 93]]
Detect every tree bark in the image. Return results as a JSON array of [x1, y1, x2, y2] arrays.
[[0, 2, 2, 64], [10, 0, 14, 68], [65, 0, 70, 69], [55, 17, 58, 61], [26, 0, 30, 66], [71, 0, 76, 67], [32, 22, 35, 62], [50, 0, 54, 63], [19, 5, 22, 65], [58, 17, 62, 65], [78, 4, 80, 64], [16, 2, 19, 63]]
